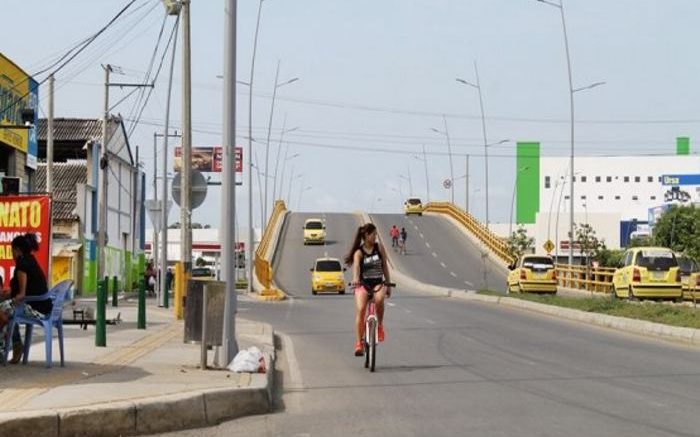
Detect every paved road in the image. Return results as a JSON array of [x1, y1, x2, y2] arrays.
[[371, 213, 507, 291], [155, 212, 700, 437]]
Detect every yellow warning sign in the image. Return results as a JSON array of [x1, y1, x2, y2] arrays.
[[543, 240, 555, 253]]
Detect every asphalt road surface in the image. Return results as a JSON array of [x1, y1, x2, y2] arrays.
[[154, 212, 700, 437]]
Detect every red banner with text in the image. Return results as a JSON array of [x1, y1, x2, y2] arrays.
[[0, 195, 52, 285]]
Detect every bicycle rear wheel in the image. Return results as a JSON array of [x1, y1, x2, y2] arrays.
[[368, 321, 376, 372]]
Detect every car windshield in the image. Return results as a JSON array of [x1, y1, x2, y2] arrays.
[[523, 257, 554, 269], [305, 221, 323, 230], [635, 251, 678, 270], [407, 199, 422, 205], [677, 257, 699, 274], [316, 260, 342, 272]]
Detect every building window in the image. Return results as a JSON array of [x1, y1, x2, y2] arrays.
[[648, 176, 653, 183], [598, 195, 604, 200], [650, 196, 656, 200], [572, 176, 576, 182], [581, 176, 587, 182], [632, 195, 638, 201], [634, 176, 640, 183], [595, 176, 601, 182], [564, 195, 570, 200], [607, 176, 612, 182], [615, 195, 621, 200], [581, 195, 587, 200], [658, 176, 663, 182], [624, 176, 629, 182], [545, 176, 551, 189]]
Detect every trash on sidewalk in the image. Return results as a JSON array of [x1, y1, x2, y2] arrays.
[[228, 346, 266, 373]]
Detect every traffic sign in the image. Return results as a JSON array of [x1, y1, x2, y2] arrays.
[[172, 169, 208, 209], [543, 239, 554, 253], [145, 200, 172, 232], [443, 179, 452, 189]]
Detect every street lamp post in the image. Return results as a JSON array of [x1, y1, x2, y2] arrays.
[[272, 119, 299, 203], [412, 145, 430, 201], [430, 116, 455, 203], [298, 185, 311, 210], [537, 0, 604, 265], [263, 61, 298, 229], [279, 152, 299, 203], [509, 166, 530, 237]]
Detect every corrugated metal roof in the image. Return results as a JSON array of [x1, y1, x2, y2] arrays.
[[37, 118, 120, 142], [36, 161, 87, 221]]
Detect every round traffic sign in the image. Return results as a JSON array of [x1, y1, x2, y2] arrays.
[[172, 169, 208, 209], [443, 179, 452, 189]]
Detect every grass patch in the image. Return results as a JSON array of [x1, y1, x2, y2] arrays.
[[477, 291, 700, 330]]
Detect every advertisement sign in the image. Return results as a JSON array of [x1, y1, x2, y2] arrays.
[[661, 174, 700, 186], [0, 194, 52, 283], [0, 53, 39, 169], [173, 146, 242, 173]]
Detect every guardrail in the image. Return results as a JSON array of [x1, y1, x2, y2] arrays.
[[424, 201, 515, 265], [555, 263, 615, 293], [255, 200, 287, 295]]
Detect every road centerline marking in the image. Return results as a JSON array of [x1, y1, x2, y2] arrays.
[[440, 262, 447, 268], [432, 252, 438, 258]]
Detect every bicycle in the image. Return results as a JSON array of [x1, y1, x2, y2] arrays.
[[350, 281, 396, 372]]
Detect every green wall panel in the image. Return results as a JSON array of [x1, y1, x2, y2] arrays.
[[516, 142, 540, 224]]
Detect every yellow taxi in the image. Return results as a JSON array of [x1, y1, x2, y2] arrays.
[[507, 254, 557, 294], [404, 198, 424, 216], [310, 257, 346, 295], [677, 255, 700, 300], [303, 218, 326, 245], [612, 247, 682, 300]]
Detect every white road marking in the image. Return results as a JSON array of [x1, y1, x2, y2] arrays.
[[420, 233, 424, 239], [404, 308, 412, 314], [414, 225, 419, 231], [450, 272, 457, 277], [440, 262, 447, 268], [464, 280, 474, 287], [425, 319, 436, 325], [432, 252, 438, 258], [426, 242, 431, 248], [387, 302, 396, 307], [280, 333, 304, 413]]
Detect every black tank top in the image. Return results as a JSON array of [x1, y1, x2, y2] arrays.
[[359, 244, 384, 287]]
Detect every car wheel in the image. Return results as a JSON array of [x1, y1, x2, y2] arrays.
[[627, 286, 636, 301], [339, 289, 345, 295], [312, 289, 317, 295], [612, 286, 620, 300]]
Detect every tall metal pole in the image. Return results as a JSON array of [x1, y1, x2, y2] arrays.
[[407, 164, 413, 197], [559, 1, 576, 266], [180, 0, 193, 308], [263, 60, 280, 229], [287, 165, 295, 203], [161, 15, 179, 310], [422, 144, 430, 201], [98, 65, 110, 289], [271, 113, 287, 202], [220, 0, 239, 366], [47, 75, 54, 193], [442, 115, 455, 204], [247, 0, 263, 295], [152, 133, 160, 303], [473, 61, 489, 227], [465, 154, 469, 214]]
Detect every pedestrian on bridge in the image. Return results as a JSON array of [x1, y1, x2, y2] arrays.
[[390, 225, 399, 248], [399, 227, 408, 255]]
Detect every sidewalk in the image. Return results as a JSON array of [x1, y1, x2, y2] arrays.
[[0, 296, 275, 437]]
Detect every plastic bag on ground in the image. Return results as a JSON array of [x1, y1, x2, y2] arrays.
[[228, 346, 266, 373]]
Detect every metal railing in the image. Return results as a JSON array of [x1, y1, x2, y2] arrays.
[[254, 200, 287, 294], [555, 263, 615, 293], [424, 201, 515, 265]]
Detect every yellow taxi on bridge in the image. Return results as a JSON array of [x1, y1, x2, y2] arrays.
[[677, 255, 700, 300], [303, 218, 326, 245], [310, 257, 346, 295], [612, 247, 682, 300], [507, 255, 557, 294], [404, 198, 424, 216]]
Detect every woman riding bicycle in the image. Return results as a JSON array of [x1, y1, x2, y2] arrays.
[[344, 223, 392, 356]]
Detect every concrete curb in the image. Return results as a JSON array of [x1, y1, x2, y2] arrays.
[[0, 324, 278, 437]]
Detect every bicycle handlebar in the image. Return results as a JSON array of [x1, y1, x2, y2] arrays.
[[349, 282, 396, 288]]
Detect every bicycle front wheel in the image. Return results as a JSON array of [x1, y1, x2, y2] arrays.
[[368, 322, 376, 372]]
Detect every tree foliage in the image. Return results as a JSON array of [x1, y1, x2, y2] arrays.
[[653, 205, 700, 262], [506, 226, 534, 260]]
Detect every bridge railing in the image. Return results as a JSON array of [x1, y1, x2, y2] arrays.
[[555, 263, 615, 293], [424, 201, 515, 265], [255, 200, 287, 295]]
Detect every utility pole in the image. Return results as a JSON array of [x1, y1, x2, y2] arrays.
[[152, 132, 160, 304], [263, 60, 280, 229], [422, 144, 430, 202], [220, 0, 239, 366], [407, 164, 413, 197], [180, 0, 193, 310], [47, 75, 54, 193], [443, 115, 455, 204], [465, 154, 470, 214], [97, 65, 110, 292]]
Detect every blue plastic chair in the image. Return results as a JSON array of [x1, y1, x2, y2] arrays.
[[3, 280, 73, 368]]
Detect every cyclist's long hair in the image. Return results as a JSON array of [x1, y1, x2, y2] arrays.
[[344, 223, 376, 266]]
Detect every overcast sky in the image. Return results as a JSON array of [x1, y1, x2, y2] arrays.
[[4, 0, 700, 229]]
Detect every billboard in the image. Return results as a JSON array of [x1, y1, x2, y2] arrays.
[[0, 53, 39, 169], [0, 194, 52, 284], [173, 146, 242, 173]]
